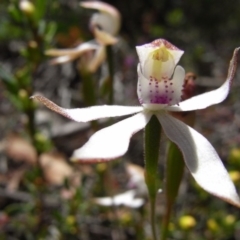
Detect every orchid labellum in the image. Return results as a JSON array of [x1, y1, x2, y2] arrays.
[[33, 39, 240, 207], [45, 1, 120, 72]]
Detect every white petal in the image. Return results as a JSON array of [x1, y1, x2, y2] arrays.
[[136, 39, 184, 73], [158, 113, 240, 207], [31, 95, 143, 122], [45, 42, 99, 57], [80, 1, 120, 21], [168, 47, 240, 112], [137, 64, 185, 106], [71, 112, 151, 162], [93, 27, 118, 45], [46, 42, 99, 65], [95, 190, 145, 208], [91, 12, 120, 36], [81, 1, 120, 35], [49, 55, 78, 65]]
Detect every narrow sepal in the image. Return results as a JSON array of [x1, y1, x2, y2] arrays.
[[71, 112, 151, 162], [168, 47, 240, 112], [31, 95, 143, 122], [158, 113, 240, 207]]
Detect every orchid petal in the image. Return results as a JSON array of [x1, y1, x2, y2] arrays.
[[31, 95, 143, 122], [138, 64, 185, 105], [80, 1, 120, 20], [167, 47, 240, 112], [46, 42, 99, 65], [158, 113, 240, 207], [91, 12, 120, 36], [45, 42, 98, 57], [49, 55, 79, 65], [136, 39, 184, 80], [81, 1, 120, 35], [71, 112, 151, 162], [93, 27, 118, 45], [95, 190, 144, 208]]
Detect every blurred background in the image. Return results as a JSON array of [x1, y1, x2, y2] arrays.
[[1, 0, 240, 239]]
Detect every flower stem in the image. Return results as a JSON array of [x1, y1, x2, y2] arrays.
[[106, 45, 114, 104], [81, 69, 97, 106], [144, 115, 161, 240], [26, 101, 37, 146], [80, 68, 98, 130], [161, 141, 185, 240]]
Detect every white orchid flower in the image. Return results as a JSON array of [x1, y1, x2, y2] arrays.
[[33, 39, 240, 207], [46, 1, 120, 72]]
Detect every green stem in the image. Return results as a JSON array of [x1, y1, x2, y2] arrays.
[[160, 203, 172, 240], [106, 45, 114, 104], [144, 115, 161, 240], [26, 103, 36, 145], [25, 15, 47, 231], [161, 142, 185, 240], [81, 69, 97, 106], [81, 68, 98, 130]]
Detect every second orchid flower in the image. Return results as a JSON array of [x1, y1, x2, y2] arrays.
[[46, 1, 120, 72]]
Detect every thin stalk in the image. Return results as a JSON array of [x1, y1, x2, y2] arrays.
[[160, 203, 172, 240], [144, 115, 161, 240], [135, 207, 146, 239], [81, 70, 97, 106], [80, 68, 98, 130], [104, 46, 122, 236], [150, 197, 157, 240], [24, 14, 47, 232], [106, 45, 114, 104], [26, 103, 36, 146]]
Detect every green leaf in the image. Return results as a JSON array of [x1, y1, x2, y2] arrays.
[[8, 4, 22, 22], [44, 21, 57, 44], [6, 92, 23, 110], [34, 0, 47, 21], [166, 141, 185, 204], [0, 65, 19, 93]]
